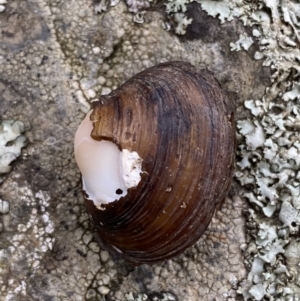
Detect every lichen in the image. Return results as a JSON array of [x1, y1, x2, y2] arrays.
[[0, 0, 7, 13], [165, 0, 193, 34], [125, 0, 150, 13], [219, 0, 300, 299], [1, 0, 294, 299], [230, 33, 254, 52], [195, 0, 233, 23], [0, 120, 27, 184], [159, 0, 300, 298], [94, 0, 109, 13], [173, 12, 193, 34], [0, 189, 55, 300], [94, 0, 150, 16]]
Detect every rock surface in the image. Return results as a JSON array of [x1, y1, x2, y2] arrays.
[[0, 0, 288, 300]]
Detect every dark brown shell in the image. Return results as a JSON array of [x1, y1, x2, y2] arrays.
[[84, 61, 235, 265]]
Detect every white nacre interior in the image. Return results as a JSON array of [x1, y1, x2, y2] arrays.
[[74, 111, 142, 206]]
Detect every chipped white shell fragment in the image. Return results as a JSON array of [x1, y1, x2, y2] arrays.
[[121, 149, 143, 189], [74, 111, 143, 207]]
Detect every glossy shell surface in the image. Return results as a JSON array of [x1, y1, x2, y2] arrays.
[[84, 61, 235, 264]]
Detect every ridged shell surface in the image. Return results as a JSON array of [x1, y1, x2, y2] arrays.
[[83, 61, 235, 264]]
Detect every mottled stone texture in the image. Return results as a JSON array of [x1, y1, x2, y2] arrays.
[[0, 0, 269, 300]]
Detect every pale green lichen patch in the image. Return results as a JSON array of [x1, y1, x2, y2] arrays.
[[196, 0, 233, 23], [164, 0, 235, 34], [94, 0, 150, 23], [165, 0, 193, 34], [169, 0, 300, 299], [0, 120, 27, 183], [230, 33, 254, 51], [173, 12, 193, 34], [209, 0, 300, 299], [0, 0, 7, 13]]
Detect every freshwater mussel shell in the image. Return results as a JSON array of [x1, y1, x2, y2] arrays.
[[84, 61, 235, 265]]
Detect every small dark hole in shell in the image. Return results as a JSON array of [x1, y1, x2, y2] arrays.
[[116, 188, 123, 195]]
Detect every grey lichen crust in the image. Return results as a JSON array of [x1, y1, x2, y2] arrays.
[[0, 0, 7, 13], [0, 0, 287, 300], [0, 119, 27, 183], [165, 0, 193, 35], [199, 0, 300, 300]]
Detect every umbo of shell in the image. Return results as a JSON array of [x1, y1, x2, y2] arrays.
[[74, 61, 236, 265]]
